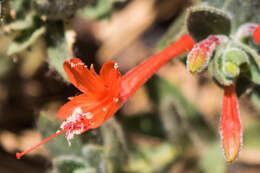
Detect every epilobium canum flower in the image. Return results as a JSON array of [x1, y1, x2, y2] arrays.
[[220, 85, 242, 163], [186, 32, 245, 162], [185, 5, 260, 163], [16, 34, 194, 159]]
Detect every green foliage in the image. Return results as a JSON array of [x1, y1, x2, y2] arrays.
[[38, 112, 127, 173], [100, 118, 128, 171], [79, 0, 127, 19], [126, 143, 178, 173], [45, 22, 70, 80], [2, 0, 127, 80], [186, 6, 231, 42], [209, 43, 250, 85], [5, 12, 34, 31], [158, 2, 260, 92], [7, 26, 45, 56], [249, 86, 260, 112], [200, 142, 226, 173], [79, 0, 112, 19], [244, 121, 260, 149], [54, 156, 87, 173], [38, 112, 83, 156], [34, 0, 94, 20], [146, 75, 216, 144], [155, 0, 260, 170], [203, 0, 260, 30]]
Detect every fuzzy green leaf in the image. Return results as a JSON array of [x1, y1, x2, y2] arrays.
[[82, 145, 112, 173], [53, 156, 87, 173], [249, 86, 260, 112], [222, 47, 249, 78], [78, 0, 126, 19], [7, 26, 45, 56], [38, 112, 83, 157], [209, 41, 260, 86], [247, 56, 260, 84], [186, 6, 231, 42], [5, 13, 34, 31], [79, 0, 112, 19], [46, 22, 70, 80], [204, 0, 260, 32], [126, 143, 178, 173], [223, 0, 260, 30], [146, 75, 216, 143], [210, 49, 233, 85], [236, 41, 260, 84], [101, 117, 128, 171], [34, 0, 94, 20]]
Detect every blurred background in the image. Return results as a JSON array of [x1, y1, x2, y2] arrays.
[[0, 0, 260, 173]]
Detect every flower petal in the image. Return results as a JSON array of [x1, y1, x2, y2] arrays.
[[57, 94, 97, 120], [220, 85, 242, 162], [63, 58, 105, 94], [57, 94, 117, 129], [100, 61, 121, 90]]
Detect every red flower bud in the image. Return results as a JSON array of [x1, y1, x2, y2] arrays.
[[187, 35, 227, 73], [253, 25, 260, 44]]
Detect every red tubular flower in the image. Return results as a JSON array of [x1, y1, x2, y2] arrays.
[[220, 84, 242, 163], [253, 25, 260, 44], [16, 34, 194, 159]]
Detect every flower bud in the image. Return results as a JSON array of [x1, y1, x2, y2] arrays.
[[253, 25, 260, 44], [187, 35, 228, 73]]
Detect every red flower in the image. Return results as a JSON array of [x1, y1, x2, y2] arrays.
[[16, 34, 194, 159], [253, 25, 260, 44], [58, 59, 122, 144], [220, 84, 242, 162]]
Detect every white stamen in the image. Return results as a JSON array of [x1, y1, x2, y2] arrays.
[[83, 113, 93, 119], [114, 63, 118, 69], [113, 97, 119, 102], [60, 107, 94, 145], [103, 108, 107, 112], [73, 107, 82, 115], [70, 62, 85, 68]]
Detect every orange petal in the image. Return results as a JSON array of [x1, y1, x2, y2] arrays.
[[103, 101, 119, 121], [220, 85, 242, 162], [63, 58, 105, 94], [100, 61, 121, 90], [57, 94, 97, 120], [57, 93, 118, 128]]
